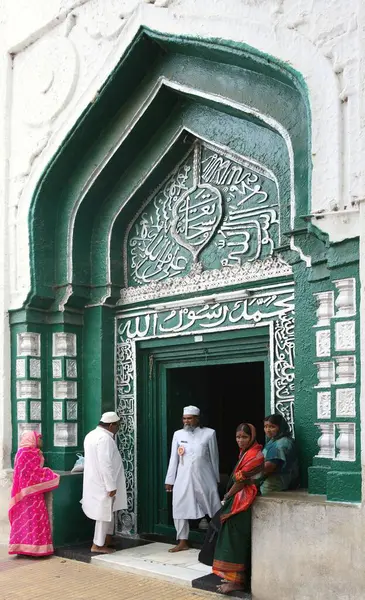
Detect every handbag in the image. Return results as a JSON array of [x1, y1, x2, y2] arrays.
[[198, 508, 222, 566], [71, 453, 85, 473]]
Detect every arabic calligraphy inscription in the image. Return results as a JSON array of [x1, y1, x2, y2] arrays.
[[126, 141, 279, 286]]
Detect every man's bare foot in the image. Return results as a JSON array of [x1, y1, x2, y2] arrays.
[[216, 582, 244, 595], [168, 540, 189, 553], [90, 544, 115, 554], [105, 534, 117, 548]]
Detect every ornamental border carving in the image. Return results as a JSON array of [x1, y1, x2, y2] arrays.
[[115, 283, 295, 535], [119, 256, 292, 305]]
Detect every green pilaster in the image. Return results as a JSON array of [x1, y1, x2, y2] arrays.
[[83, 306, 115, 435]]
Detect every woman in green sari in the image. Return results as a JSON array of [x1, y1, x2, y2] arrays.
[[212, 423, 264, 595], [260, 414, 299, 495]]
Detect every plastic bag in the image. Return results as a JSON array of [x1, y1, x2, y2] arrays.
[[71, 453, 85, 473]]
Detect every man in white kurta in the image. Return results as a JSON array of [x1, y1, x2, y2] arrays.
[[81, 411, 127, 554], [165, 405, 221, 552]]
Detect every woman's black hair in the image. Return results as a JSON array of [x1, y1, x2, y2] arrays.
[[236, 423, 252, 436], [264, 413, 291, 437], [264, 414, 285, 426]]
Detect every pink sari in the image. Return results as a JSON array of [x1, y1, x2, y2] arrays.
[[9, 431, 60, 556]]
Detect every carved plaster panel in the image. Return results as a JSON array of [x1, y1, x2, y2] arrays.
[[334, 278, 356, 317], [17, 333, 41, 357], [53, 402, 63, 421], [316, 329, 331, 357], [53, 333, 77, 357], [54, 423, 77, 447], [335, 321, 356, 352], [336, 356, 356, 384], [66, 359, 77, 378], [52, 359, 62, 378], [336, 388, 356, 418], [29, 359, 41, 379], [317, 391, 331, 420], [66, 401, 78, 420], [315, 361, 335, 388], [125, 142, 281, 289], [16, 359, 26, 378], [314, 292, 334, 327], [30, 401, 42, 421], [315, 423, 335, 459], [17, 401, 26, 421], [120, 257, 292, 305], [53, 381, 77, 399], [16, 380, 41, 399], [335, 423, 356, 461]]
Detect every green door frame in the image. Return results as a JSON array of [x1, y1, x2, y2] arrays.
[[136, 327, 270, 538]]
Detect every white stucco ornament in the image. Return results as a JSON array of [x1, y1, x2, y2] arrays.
[[17, 36, 79, 128]]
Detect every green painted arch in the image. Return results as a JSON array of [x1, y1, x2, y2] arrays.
[[27, 28, 310, 310]]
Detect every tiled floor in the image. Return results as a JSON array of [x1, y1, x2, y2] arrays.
[[0, 547, 215, 600]]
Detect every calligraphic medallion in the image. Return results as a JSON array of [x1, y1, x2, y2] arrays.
[[171, 183, 223, 261]]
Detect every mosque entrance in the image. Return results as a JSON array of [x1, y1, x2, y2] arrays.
[[136, 330, 269, 541]]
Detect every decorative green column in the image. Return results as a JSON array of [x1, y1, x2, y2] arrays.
[[48, 324, 83, 471], [14, 329, 43, 443], [308, 268, 361, 502]]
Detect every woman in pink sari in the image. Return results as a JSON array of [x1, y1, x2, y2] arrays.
[[9, 431, 60, 556]]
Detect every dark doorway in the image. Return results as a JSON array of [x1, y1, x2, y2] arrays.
[[167, 361, 266, 500]]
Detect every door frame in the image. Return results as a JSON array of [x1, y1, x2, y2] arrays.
[[136, 327, 270, 538]]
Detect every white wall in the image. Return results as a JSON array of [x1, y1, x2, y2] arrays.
[[253, 493, 365, 600], [1, 0, 363, 314]]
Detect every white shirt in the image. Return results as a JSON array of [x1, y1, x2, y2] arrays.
[[81, 426, 127, 522], [165, 427, 221, 520]]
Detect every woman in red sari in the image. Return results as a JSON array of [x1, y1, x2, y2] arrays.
[[213, 423, 264, 595], [9, 431, 60, 556]]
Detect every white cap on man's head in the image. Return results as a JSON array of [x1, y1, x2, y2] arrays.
[[100, 411, 120, 423], [183, 405, 200, 416]]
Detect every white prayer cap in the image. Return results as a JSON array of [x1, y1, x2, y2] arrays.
[[100, 411, 120, 423], [183, 405, 200, 416]]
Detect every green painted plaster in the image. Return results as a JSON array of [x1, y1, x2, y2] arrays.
[[52, 473, 93, 546]]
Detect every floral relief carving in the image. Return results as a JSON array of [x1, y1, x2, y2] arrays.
[[336, 388, 356, 418], [317, 391, 331, 420], [29, 359, 41, 379], [335, 321, 355, 352], [16, 359, 26, 379], [53, 402, 63, 421], [30, 401, 42, 421], [17, 401, 26, 421], [316, 329, 331, 357]]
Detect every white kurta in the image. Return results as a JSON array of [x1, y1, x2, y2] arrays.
[[81, 427, 127, 522], [165, 427, 221, 520]]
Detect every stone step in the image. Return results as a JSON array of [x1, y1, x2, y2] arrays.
[[92, 541, 251, 598]]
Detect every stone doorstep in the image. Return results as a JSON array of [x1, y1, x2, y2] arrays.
[[91, 542, 251, 599]]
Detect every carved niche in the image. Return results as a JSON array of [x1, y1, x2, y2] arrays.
[[123, 140, 282, 296]]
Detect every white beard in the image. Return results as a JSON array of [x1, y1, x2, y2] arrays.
[[183, 424, 196, 432]]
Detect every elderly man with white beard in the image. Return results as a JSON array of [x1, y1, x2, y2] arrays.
[[165, 405, 221, 552]]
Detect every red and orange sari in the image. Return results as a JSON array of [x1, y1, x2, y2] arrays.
[[212, 425, 264, 585], [9, 431, 60, 556]]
